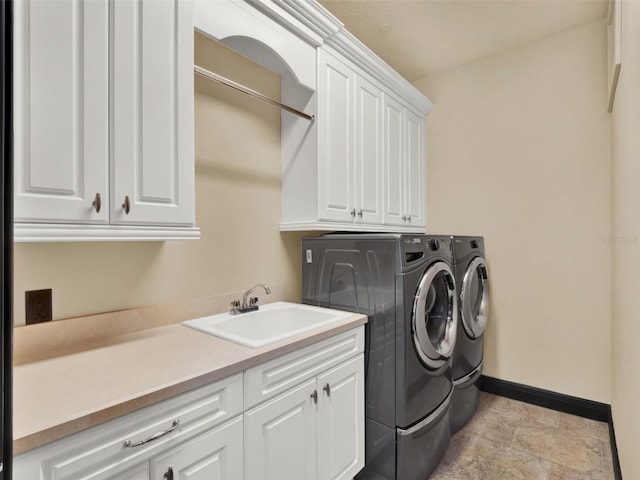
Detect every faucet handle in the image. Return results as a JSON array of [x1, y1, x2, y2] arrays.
[[249, 297, 259, 307], [230, 300, 240, 308]]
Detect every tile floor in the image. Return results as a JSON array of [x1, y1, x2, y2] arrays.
[[428, 393, 615, 480]]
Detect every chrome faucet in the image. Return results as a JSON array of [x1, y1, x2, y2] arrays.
[[230, 283, 271, 315]]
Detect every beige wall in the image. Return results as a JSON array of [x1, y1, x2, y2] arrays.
[[413, 20, 612, 403], [13, 33, 308, 326], [611, 1, 640, 478]]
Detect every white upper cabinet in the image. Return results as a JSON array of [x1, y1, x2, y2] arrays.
[[281, 47, 404, 232], [13, 0, 199, 242], [111, 0, 195, 228], [281, 45, 426, 233], [317, 48, 383, 225], [383, 93, 405, 226], [354, 74, 383, 225], [13, 0, 109, 226], [383, 95, 426, 228], [317, 49, 355, 223], [404, 109, 426, 227]]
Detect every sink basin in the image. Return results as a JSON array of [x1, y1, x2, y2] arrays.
[[182, 301, 353, 348]]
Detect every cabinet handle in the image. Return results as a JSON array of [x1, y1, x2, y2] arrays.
[[350, 208, 356, 218], [323, 383, 331, 397], [163, 467, 174, 480], [402, 215, 407, 222], [357, 209, 363, 218], [122, 195, 130, 215], [310, 390, 318, 404], [92, 193, 102, 213], [123, 419, 179, 448], [407, 215, 412, 223]]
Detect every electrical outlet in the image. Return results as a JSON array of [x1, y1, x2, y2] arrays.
[[25, 289, 52, 325]]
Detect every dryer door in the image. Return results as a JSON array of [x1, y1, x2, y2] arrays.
[[461, 256, 489, 338], [412, 261, 458, 369]]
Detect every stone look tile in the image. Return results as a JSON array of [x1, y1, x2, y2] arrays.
[[558, 413, 610, 441], [462, 406, 519, 445], [446, 436, 552, 480], [489, 396, 562, 428], [512, 424, 603, 473], [549, 461, 603, 480], [425, 395, 616, 480]]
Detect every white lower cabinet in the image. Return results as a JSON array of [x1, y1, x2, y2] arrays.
[[317, 356, 365, 480], [150, 416, 244, 480], [244, 329, 365, 480], [14, 327, 365, 480], [245, 379, 318, 480], [14, 374, 244, 480], [105, 416, 244, 480]]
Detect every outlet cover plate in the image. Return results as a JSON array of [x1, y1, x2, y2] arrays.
[[25, 289, 52, 325]]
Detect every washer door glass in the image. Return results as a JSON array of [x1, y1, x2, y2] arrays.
[[461, 256, 489, 338], [412, 261, 458, 369]]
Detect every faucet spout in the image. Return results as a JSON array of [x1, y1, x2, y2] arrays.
[[230, 283, 272, 315], [242, 283, 271, 309]]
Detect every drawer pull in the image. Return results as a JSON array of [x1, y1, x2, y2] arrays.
[[123, 419, 180, 448], [310, 390, 318, 404], [164, 467, 174, 480]]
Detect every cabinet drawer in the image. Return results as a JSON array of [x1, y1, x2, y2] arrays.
[[14, 374, 243, 480], [244, 327, 364, 409]]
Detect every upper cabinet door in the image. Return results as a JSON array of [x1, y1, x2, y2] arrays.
[[405, 109, 425, 227], [383, 94, 405, 227], [111, 0, 195, 227], [317, 49, 355, 223], [13, 0, 109, 224], [354, 76, 383, 224]]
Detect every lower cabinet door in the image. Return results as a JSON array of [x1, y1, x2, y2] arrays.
[[244, 378, 318, 480], [149, 416, 243, 480], [317, 355, 365, 480]]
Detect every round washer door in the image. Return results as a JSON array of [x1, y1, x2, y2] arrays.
[[460, 256, 489, 338], [412, 261, 458, 370]]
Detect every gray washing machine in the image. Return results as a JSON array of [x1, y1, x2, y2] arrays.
[[450, 236, 489, 434], [302, 233, 458, 480]]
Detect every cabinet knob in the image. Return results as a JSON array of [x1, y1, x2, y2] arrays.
[[402, 215, 407, 222], [122, 195, 131, 215], [163, 467, 174, 480], [350, 208, 356, 218], [92, 193, 102, 213], [357, 209, 363, 218], [310, 390, 318, 404], [323, 383, 331, 397], [407, 215, 412, 222]]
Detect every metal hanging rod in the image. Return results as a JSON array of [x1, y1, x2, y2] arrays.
[[194, 65, 314, 122]]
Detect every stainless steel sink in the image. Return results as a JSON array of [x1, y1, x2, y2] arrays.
[[182, 301, 352, 348]]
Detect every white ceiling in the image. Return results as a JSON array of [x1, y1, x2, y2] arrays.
[[317, 0, 608, 81]]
